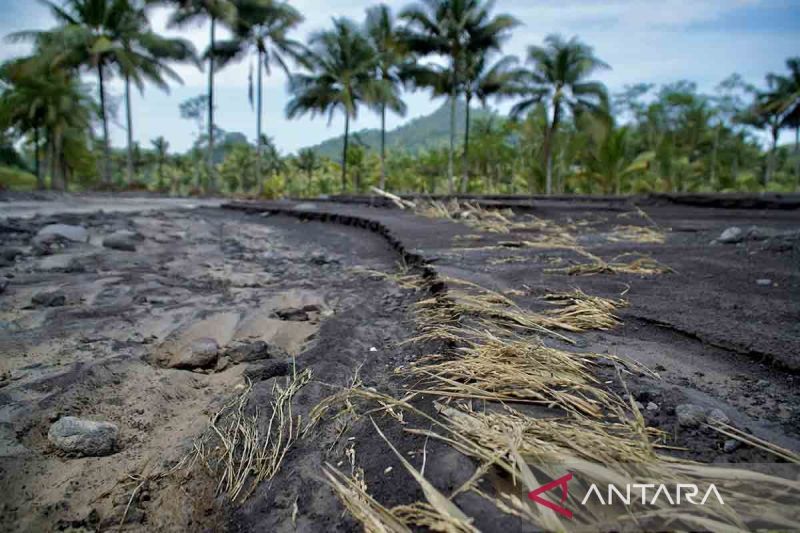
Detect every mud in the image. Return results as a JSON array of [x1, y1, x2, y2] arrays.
[[1, 194, 798, 531]]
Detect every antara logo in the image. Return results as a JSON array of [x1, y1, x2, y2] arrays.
[[527, 473, 725, 519]]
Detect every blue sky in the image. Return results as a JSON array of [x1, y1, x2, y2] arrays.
[[1, 0, 799, 154]]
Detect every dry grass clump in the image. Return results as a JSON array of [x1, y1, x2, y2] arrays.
[[192, 368, 311, 502], [403, 330, 628, 417], [607, 225, 666, 244], [547, 249, 673, 276], [542, 289, 626, 331]]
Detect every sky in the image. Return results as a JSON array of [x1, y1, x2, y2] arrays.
[[1, 0, 799, 154]]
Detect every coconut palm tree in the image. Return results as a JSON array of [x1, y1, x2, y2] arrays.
[[7, 0, 147, 185], [212, 0, 304, 190], [511, 34, 610, 195], [157, 0, 236, 191], [364, 4, 408, 190], [286, 18, 378, 192], [460, 52, 522, 191], [401, 0, 518, 193], [119, 3, 197, 185], [294, 147, 320, 182], [765, 57, 800, 182], [0, 58, 94, 191]]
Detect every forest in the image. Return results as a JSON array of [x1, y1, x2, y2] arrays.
[[0, 0, 799, 197]]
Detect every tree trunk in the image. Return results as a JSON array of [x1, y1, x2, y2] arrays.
[[97, 63, 111, 185], [448, 90, 456, 194], [34, 127, 43, 190], [341, 113, 350, 192], [379, 103, 386, 190], [207, 16, 216, 193], [460, 94, 471, 193], [125, 75, 134, 186], [765, 125, 778, 184], [794, 125, 799, 190], [256, 48, 264, 196], [710, 122, 720, 189], [543, 100, 561, 195]]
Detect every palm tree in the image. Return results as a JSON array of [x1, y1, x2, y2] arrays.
[[364, 4, 408, 190], [8, 0, 146, 185], [460, 52, 522, 191], [765, 58, 800, 182], [158, 0, 236, 191], [213, 0, 304, 191], [511, 34, 610, 195], [286, 18, 378, 192], [401, 0, 518, 193], [0, 58, 94, 191], [151, 135, 170, 189], [294, 147, 320, 182], [578, 117, 652, 194], [119, 3, 197, 185]]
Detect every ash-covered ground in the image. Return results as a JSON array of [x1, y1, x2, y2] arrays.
[[1, 193, 798, 531]]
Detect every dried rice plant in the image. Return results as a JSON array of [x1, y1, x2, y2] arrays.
[[548, 249, 673, 276], [402, 330, 628, 417], [607, 225, 666, 244], [323, 466, 411, 533], [194, 368, 312, 502], [542, 289, 626, 331]]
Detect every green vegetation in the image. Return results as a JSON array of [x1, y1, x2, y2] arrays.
[[0, 0, 799, 196]]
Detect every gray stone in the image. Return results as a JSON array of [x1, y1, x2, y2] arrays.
[[168, 337, 220, 369], [723, 439, 741, 453], [646, 402, 660, 412], [716, 226, 744, 244], [48, 416, 118, 456], [103, 231, 138, 252], [706, 408, 730, 424], [755, 279, 772, 286], [243, 359, 291, 382], [215, 356, 230, 372], [32, 289, 66, 307], [675, 404, 705, 428], [35, 224, 89, 244], [225, 340, 287, 363]]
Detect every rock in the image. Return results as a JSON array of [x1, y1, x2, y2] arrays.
[[168, 337, 220, 369], [244, 359, 291, 382], [32, 289, 66, 307], [723, 439, 741, 453], [706, 408, 730, 424], [675, 403, 705, 428], [275, 304, 322, 322], [646, 402, 660, 412], [215, 356, 230, 372], [225, 340, 287, 364], [755, 278, 772, 286], [0, 247, 22, 261], [102, 231, 138, 252], [716, 226, 744, 244], [48, 416, 118, 456], [34, 224, 89, 244]]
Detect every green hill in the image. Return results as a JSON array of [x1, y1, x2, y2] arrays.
[[305, 100, 493, 159]]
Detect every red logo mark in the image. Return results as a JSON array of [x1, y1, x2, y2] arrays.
[[527, 472, 573, 519]]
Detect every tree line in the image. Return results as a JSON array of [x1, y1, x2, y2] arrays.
[[0, 0, 798, 195]]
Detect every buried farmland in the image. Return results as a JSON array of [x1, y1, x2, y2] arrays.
[[0, 195, 799, 531]]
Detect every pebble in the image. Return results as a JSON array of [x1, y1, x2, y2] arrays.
[[34, 224, 89, 244], [723, 439, 741, 453], [102, 231, 139, 252], [675, 403, 705, 427], [716, 226, 744, 244], [755, 279, 772, 286], [706, 408, 730, 424], [168, 337, 220, 369], [48, 416, 118, 456], [646, 402, 659, 412], [32, 289, 66, 307]]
